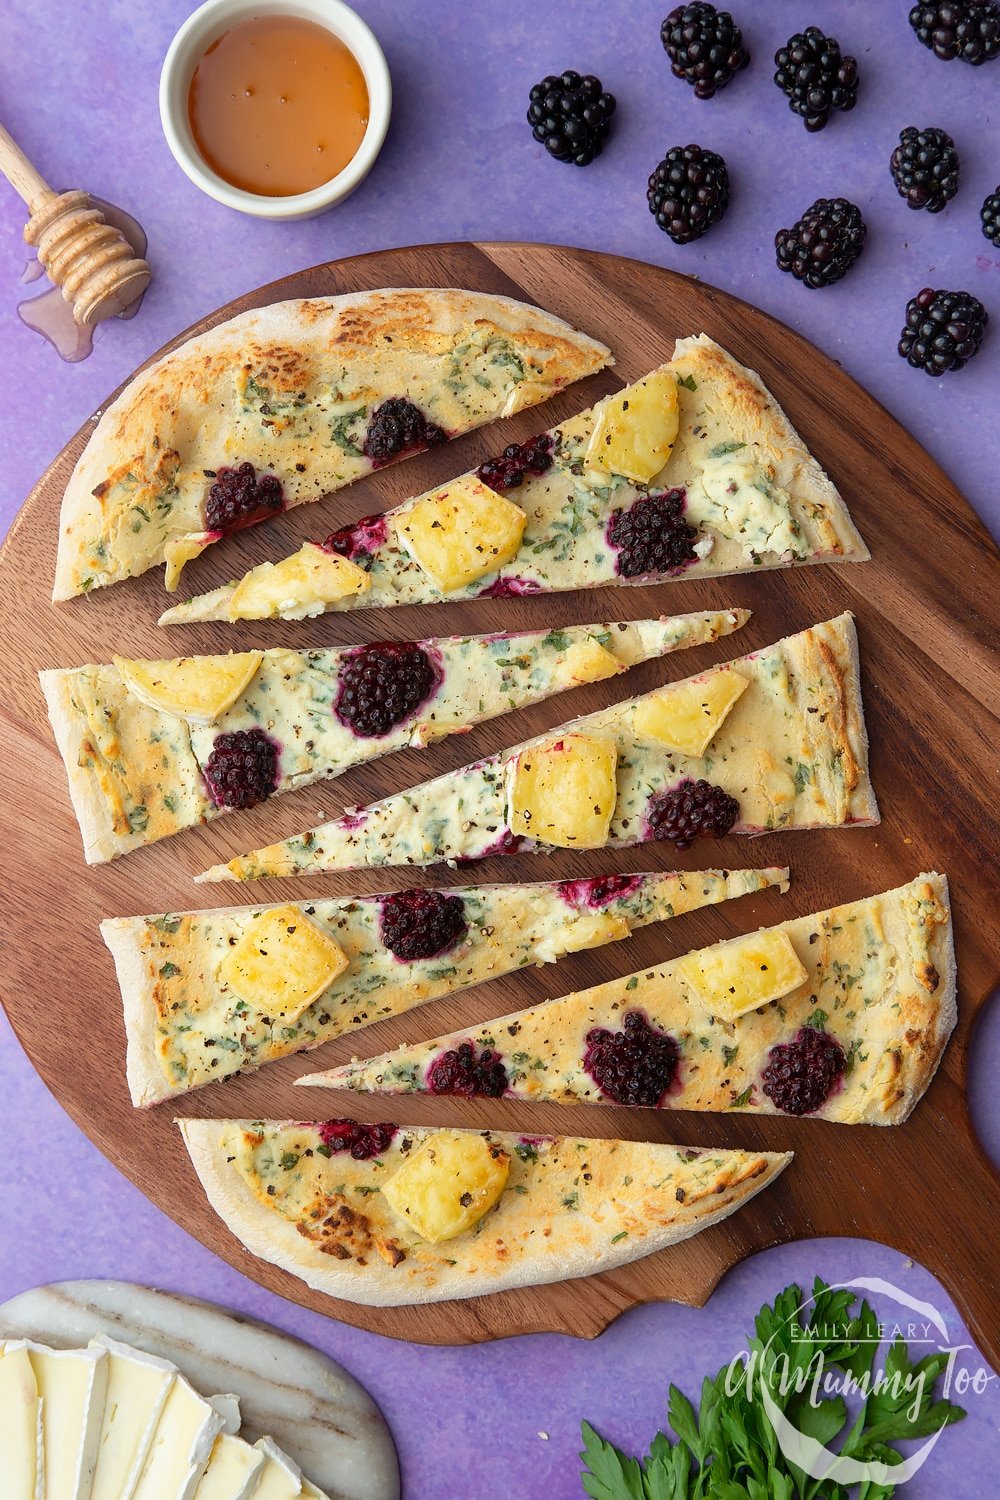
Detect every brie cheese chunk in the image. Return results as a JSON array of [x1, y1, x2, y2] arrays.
[[0, 1342, 43, 1500], [687, 442, 806, 559], [192, 1433, 266, 1500], [88, 1335, 177, 1500], [133, 1373, 227, 1500], [27, 1342, 109, 1500], [251, 1438, 305, 1499]]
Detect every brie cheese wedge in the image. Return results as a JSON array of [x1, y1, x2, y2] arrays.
[[249, 1438, 331, 1500], [88, 1335, 177, 1500], [132, 1373, 228, 1500], [0, 1342, 43, 1500], [251, 1438, 304, 1499], [192, 1433, 266, 1500], [27, 1341, 109, 1500]]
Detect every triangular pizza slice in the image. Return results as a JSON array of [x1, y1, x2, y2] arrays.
[[200, 612, 876, 884], [54, 288, 611, 599], [105, 865, 788, 1106], [302, 874, 955, 1127], [41, 611, 740, 864], [162, 335, 867, 627], [180, 1118, 791, 1306]]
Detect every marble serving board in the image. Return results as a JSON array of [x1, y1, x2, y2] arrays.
[[0, 1279, 399, 1500]]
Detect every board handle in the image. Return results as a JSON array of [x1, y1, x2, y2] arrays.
[[881, 1108, 1000, 1372]]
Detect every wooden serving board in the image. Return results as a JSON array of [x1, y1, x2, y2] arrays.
[[1, 243, 998, 1353]]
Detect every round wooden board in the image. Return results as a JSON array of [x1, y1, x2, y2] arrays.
[[1, 243, 998, 1353]]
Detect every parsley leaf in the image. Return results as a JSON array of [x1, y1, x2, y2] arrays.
[[580, 1277, 965, 1499], [581, 1422, 645, 1500]]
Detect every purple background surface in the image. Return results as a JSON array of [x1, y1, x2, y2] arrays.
[[0, 2, 998, 1496]]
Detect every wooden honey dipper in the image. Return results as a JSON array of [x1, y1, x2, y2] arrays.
[[0, 123, 150, 325]]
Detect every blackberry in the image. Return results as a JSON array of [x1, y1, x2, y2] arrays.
[[660, 3, 750, 98], [476, 433, 554, 493], [647, 144, 730, 243], [646, 778, 740, 849], [203, 727, 278, 810], [773, 27, 859, 132], [427, 1041, 508, 1098], [478, 576, 541, 598], [558, 874, 644, 908], [898, 288, 988, 375], [909, 1, 1000, 63], [760, 1026, 845, 1115], [583, 1010, 680, 1106], [982, 187, 1000, 246], [380, 888, 467, 961], [324, 512, 388, 563], [317, 1119, 397, 1160], [466, 828, 526, 860], [204, 462, 283, 536], [890, 126, 960, 213], [527, 70, 616, 166], [362, 398, 446, 466], [775, 197, 867, 289], [335, 642, 439, 738], [607, 489, 698, 577]]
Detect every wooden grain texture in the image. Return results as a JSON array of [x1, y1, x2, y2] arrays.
[[1, 242, 998, 1354]]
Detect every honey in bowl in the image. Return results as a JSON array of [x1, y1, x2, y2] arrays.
[[188, 15, 370, 197]]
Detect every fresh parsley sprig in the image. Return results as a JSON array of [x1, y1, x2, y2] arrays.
[[580, 1277, 965, 1500]]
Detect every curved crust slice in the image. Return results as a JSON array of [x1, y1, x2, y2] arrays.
[[313, 874, 956, 1127], [180, 1119, 791, 1307], [54, 288, 611, 599]]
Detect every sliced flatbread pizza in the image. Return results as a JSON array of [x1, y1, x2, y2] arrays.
[[53, 289, 611, 600], [104, 865, 788, 1106], [306, 874, 955, 1127], [200, 612, 876, 884], [179, 1118, 791, 1307], [162, 334, 868, 627], [41, 611, 740, 865]]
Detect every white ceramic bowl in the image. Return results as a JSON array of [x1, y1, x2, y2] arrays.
[[159, 0, 391, 220]]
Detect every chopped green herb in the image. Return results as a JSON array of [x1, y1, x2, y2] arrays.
[[580, 1275, 965, 1500]]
